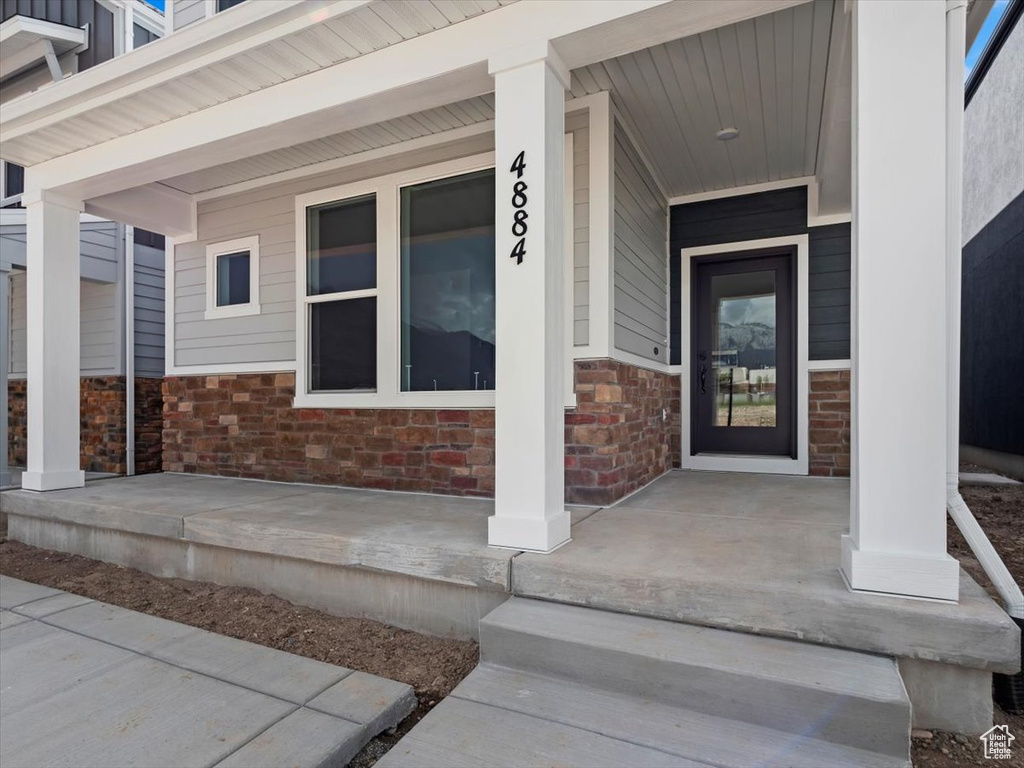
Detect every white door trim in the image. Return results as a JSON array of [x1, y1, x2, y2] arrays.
[[679, 235, 809, 475]]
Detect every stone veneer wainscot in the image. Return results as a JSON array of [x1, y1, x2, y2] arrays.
[[162, 360, 681, 505]]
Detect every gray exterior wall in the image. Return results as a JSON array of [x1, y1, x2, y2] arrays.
[[4, 221, 164, 378], [612, 120, 668, 364], [9, 273, 120, 376], [172, 0, 208, 32], [963, 14, 1023, 245], [567, 110, 590, 347], [134, 240, 166, 377], [174, 122, 592, 368]]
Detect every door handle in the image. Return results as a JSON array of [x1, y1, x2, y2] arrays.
[[698, 351, 708, 394]]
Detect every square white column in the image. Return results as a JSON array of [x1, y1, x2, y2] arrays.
[[21, 190, 85, 492], [488, 41, 571, 552], [842, 0, 959, 601]]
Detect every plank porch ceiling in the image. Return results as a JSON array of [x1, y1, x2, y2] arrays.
[[3, 0, 516, 167], [569, 0, 836, 198], [160, 0, 837, 200]]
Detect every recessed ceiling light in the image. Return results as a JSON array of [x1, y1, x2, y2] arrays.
[[716, 127, 740, 141]]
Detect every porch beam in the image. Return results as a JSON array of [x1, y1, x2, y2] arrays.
[[21, 0, 813, 202], [21, 190, 86, 492], [841, 0, 958, 601], [488, 41, 571, 553]]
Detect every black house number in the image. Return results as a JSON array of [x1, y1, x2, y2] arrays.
[[509, 150, 527, 264]]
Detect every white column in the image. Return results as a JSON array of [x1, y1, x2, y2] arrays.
[[488, 41, 571, 552], [21, 190, 85, 492], [842, 0, 959, 601], [945, 0, 967, 492]]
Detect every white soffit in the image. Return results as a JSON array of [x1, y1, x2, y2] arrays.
[[1, 0, 516, 167], [0, 16, 86, 83], [160, 94, 496, 194], [569, 0, 836, 198]]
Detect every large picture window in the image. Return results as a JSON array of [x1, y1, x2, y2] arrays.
[[306, 195, 377, 392], [400, 170, 495, 392]]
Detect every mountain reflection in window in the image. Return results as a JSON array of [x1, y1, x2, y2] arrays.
[[400, 170, 496, 392]]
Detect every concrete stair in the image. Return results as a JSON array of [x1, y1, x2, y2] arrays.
[[380, 598, 912, 767]]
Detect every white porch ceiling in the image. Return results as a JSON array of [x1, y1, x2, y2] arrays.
[[158, 0, 841, 202], [1, 0, 516, 167], [571, 0, 835, 197], [161, 94, 496, 194]]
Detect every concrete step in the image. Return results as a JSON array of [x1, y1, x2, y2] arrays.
[[478, 598, 911, 760]]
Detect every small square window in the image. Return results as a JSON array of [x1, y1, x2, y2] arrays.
[[216, 251, 251, 307], [205, 236, 260, 320]]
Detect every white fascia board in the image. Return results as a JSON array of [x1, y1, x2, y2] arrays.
[[0, 17, 87, 83], [26, 0, 811, 202], [1, 1, 371, 132]]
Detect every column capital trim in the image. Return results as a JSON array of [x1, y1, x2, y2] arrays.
[[21, 188, 84, 212], [489, 40, 570, 90]]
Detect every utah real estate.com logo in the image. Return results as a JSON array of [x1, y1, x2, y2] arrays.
[[980, 725, 1015, 760]]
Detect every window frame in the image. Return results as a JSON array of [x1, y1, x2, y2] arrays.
[[295, 153, 497, 409], [205, 235, 261, 320]]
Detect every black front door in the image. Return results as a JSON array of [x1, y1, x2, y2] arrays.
[[692, 248, 796, 457]]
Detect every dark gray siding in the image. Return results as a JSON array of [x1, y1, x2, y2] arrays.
[[669, 187, 851, 364], [134, 231, 166, 377], [960, 190, 1024, 456], [1, 0, 115, 71]]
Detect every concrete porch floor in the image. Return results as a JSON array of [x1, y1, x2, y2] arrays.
[[1, 471, 1018, 677]]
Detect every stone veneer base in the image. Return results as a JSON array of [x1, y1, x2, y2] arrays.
[[162, 360, 680, 506], [7, 376, 164, 475]]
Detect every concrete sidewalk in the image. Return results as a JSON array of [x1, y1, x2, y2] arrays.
[[0, 576, 415, 768]]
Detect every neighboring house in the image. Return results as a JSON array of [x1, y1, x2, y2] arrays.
[[961, 0, 1024, 479], [0, 0, 1020, 744], [0, 0, 167, 487]]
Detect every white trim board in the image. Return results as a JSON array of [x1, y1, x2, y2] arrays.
[[678, 235, 810, 476]]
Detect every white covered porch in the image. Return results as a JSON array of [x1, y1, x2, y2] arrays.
[[0, 0, 985, 607]]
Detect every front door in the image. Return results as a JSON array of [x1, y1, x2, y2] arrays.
[[692, 248, 796, 457]]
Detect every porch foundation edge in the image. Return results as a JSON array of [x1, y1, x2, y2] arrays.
[[5, 513, 507, 641]]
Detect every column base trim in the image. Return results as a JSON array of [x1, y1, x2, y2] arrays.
[[488, 510, 571, 553], [841, 534, 960, 602], [20, 469, 86, 492]]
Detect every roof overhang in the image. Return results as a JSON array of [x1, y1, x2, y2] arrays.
[[0, 16, 87, 84]]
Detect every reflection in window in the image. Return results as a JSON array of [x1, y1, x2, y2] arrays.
[[216, 251, 250, 307], [306, 194, 377, 392], [400, 170, 495, 392], [711, 270, 777, 428], [310, 298, 376, 392], [307, 195, 376, 296]]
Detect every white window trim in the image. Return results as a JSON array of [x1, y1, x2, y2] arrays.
[[204, 235, 261, 320], [678, 234, 810, 476], [294, 153, 499, 409]]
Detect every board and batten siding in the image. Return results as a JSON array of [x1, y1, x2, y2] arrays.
[[175, 121, 592, 369], [9, 272, 120, 376], [134, 240, 166, 377], [669, 186, 852, 364], [171, 0, 207, 32], [612, 120, 668, 364]]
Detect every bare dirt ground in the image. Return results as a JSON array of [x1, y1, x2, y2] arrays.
[[912, 478, 1023, 768], [0, 539, 477, 766]]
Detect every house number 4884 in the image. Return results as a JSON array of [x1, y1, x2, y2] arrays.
[[509, 150, 527, 264]]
